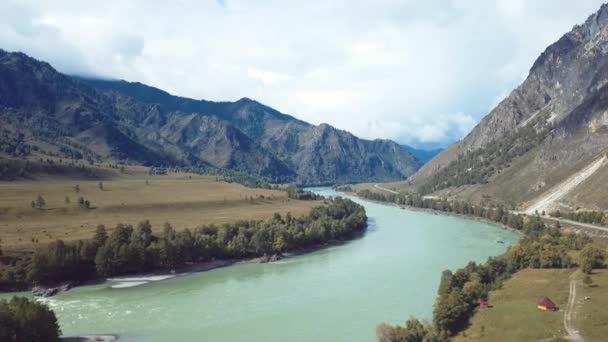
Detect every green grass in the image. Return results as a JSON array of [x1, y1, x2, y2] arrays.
[[455, 269, 573, 342], [577, 269, 608, 340]]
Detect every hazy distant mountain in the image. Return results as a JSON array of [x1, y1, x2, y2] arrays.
[[409, 3, 608, 211], [401, 145, 443, 164], [0, 50, 420, 184]]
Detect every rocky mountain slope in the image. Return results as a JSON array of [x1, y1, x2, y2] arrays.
[[0, 50, 419, 184], [410, 3, 608, 211]]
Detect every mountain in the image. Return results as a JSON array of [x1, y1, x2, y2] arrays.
[[0, 50, 420, 184], [401, 145, 443, 164], [409, 4, 608, 211]]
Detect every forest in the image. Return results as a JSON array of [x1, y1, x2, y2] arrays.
[[0, 197, 366, 287]]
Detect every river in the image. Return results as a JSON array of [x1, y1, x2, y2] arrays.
[[3, 188, 519, 341]]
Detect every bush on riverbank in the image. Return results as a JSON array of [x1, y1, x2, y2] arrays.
[[2, 197, 366, 285], [0, 296, 61, 342]]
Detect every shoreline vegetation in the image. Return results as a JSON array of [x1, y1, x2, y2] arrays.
[[1, 196, 366, 292], [338, 189, 522, 236], [341, 186, 606, 341], [0, 195, 367, 341]]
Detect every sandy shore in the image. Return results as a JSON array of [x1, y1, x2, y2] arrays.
[[105, 259, 239, 288]]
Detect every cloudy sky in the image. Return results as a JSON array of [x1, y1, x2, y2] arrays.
[[0, 0, 604, 148]]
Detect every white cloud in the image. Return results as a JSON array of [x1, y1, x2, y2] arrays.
[[247, 67, 291, 86], [0, 0, 604, 147]]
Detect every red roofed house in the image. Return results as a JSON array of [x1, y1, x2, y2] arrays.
[[537, 297, 557, 311]]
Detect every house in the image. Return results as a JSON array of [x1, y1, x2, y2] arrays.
[[479, 299, 490, 308], [537, 297, 557, 311]]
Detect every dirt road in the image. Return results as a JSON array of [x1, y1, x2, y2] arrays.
[[564, 275, 584, 341], [373, 184, 398, 194]]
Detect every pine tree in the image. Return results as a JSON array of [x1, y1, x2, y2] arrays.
[[35, 194, 46, 209]]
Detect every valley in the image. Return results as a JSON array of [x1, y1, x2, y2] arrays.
[[2, 1, 608, 342], [0, 168, 319, 254], [0, 188, 518, 342]]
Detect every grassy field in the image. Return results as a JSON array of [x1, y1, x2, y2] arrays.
[[577, 269, 608, 340], [455, 268, 573, 342], [0, 171, 319, 254], [456, 266, 608, 342]]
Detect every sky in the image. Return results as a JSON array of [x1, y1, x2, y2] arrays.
[[0, 0, 605, 148]]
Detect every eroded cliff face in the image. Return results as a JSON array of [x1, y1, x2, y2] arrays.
[[410, 4, 608, 210]]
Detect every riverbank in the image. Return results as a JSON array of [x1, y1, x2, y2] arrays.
[[21, 231, 368, 295], [338, 190, 523, 236], [1, 196, 366, 297], [93, 233, 368, 290], [4, 187, 517, 342], [62, 335, 118, 342]]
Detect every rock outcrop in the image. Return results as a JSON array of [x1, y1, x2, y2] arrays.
[[411, 3, 608, 210]]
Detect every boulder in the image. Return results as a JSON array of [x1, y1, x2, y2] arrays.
[[32, 283, 72, 297]]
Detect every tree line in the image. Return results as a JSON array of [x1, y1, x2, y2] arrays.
[[1, 197, 366, 287], [359, 189, 606, 341], [286, 184, 322, 200], [358, 190, 526, 232], [550, 210, 606, 226]]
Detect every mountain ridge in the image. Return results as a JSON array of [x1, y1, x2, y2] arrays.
[[409, 3, 608, 211], [0, 49, 420, 184]]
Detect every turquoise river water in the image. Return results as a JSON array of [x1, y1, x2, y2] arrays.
[[3, 188, 519, 341]]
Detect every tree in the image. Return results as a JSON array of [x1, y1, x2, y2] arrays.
[[376, 317, 429, 342], [75, 197, 91, 209], [273, 235, 287, 252], [579, 245, 606, 274], [0, 297, 61, 342], [64, 196, 70, 204], [93, 225, 108, 247], [74, 184, 80, 193], [98, 181, 104, 190], [583, 275, 593, 287], [35, 194, 46, 209]]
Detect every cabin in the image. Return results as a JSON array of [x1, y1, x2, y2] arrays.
[[537, 297, 557, 311]]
